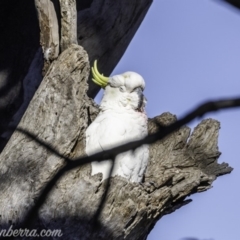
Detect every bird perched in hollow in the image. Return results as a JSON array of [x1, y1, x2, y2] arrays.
[[85, 60, 149, 183]]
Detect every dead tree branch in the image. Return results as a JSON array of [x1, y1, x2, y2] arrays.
[[0, 0, 152, 151], [8, 96, 237, 234], [35, 0, 59, 73], [60, 0, 78, 51]]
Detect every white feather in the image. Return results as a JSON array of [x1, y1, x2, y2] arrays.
[[86, 71, 149, 182]]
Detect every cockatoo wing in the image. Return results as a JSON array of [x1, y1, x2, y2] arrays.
[[86, 112, 148, 182], [86, 113, 130, 180], [86, 114, 128, 153]]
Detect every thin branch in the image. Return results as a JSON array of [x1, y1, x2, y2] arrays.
[[35, 0, 59, 61], [59, 0, 78, 51]]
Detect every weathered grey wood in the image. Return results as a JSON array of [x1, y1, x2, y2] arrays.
[[0, 46, 232, 238], [60, 0, 78, 51], [35, 0, 60, 75], [0, 44, 90, 227], [0, 0, 152, 151], [35, 0, 59, 61], [36, 112, 231, 240]]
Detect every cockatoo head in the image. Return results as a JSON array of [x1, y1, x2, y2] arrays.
[[92, 60, 147, 113]]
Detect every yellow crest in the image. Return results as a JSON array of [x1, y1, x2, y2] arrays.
[[91, 60, 109, 88]]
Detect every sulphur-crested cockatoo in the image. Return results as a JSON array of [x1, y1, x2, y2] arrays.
[[86, 61, 149, 183]]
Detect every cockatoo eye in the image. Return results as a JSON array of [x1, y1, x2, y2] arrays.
[[119, 86, 125, 92], [131, 87, 144, 93]]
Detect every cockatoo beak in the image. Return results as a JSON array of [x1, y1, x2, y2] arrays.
[[91, 60, 109, 88], [135, 87, 146, 112]]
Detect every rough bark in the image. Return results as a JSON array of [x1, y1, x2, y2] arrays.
[[0, 44, 90, 228], [35, 0, 60, 74], [0, 0, 152, 151], [60, 0, 78, 51], [0, 44, 232, 239]]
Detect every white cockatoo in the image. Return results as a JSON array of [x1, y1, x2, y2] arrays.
[[86, 61, 149, 183]]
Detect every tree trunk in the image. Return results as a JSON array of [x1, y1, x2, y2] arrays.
[[0, 0, 152, 151], [0, 1, 232, 239]]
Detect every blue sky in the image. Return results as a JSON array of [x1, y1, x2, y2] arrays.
[[96, 1, 240, 239]]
